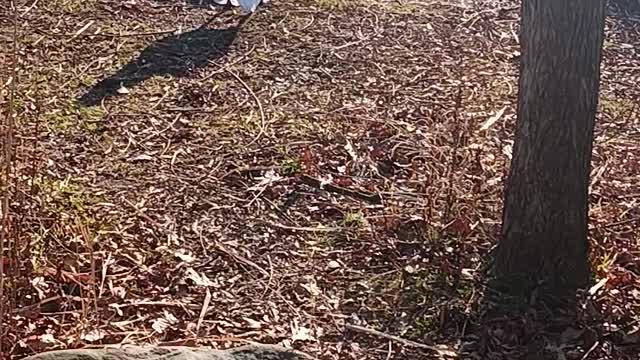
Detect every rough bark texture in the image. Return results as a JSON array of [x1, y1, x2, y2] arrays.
[[494, 0, 607, 296]]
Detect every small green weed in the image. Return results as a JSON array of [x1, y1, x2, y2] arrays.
[[343, 210, 368, 227], [35, 178, 97, 215], [282, 157, 302, 175], [43, 102, 105, 133], [314, 0, 349, 10], [600, 97, 635, 118]]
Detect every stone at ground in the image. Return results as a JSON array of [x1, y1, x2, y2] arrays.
[[21, 345, 312, 360]]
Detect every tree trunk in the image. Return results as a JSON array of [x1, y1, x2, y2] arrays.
[[493, 0, 607, 297]]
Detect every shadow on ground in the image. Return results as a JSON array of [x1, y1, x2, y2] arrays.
[[608, 0, 640, 24], [78, 17, 247, 106], [461, 255, 639, 359]]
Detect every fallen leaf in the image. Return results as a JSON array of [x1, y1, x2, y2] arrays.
[[129, 154, 154, 162], [243, 317, 263, 329], [502, 143, 513, 159], [588, 277, 608, 296], [174, 250, 196, 263], [152, 311, 178, 334], [291, 319, 315, 342], [185, 268, 215, 287], [81, 330, 105, 342], [40, 334, 58, 344], [248, 170, 282, 191], [301, 278, 321, 296], [479, 106, 506, 131], [117, 84, 130, 94]]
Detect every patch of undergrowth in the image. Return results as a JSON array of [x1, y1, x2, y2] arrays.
[[275, 144, 303, 175], [386, 2, 420, 14], [33, 177, 99, 218], [354, 263, 473, 341], [407, 269, 472, 333], [42, 100, 106, 134], [281, 157, 302, 174], [339, 220, 475, 341], [600, 96, 635, 118], [342, 209, 368, 228], [312, 0, 358, 10], [24, 177, 105, 272], [47, 0, 97, 12]]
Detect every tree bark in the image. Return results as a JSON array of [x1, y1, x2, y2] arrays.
[[493, 0, 607, 297]]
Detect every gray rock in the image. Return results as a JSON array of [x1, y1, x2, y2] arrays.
[[22, 345, 313, 360]]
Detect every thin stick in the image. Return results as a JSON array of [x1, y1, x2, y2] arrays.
[[77, 219, 100, 321], [68, 20, 95, 41], [93, 29, 178, 38], [442, 62, 465, 224], [261, 220, 341, 233], [11, 296, 62, 314], [19, 0, 39, 17], [196, 288, 212, 335], [344, 324, 456, 357], [580, 341, 599, 360], [0, 0, 19, 347], [224, 68, 266, 146], [603, 216, 639, 229], [299, 174, 382, 205], [214, 241, 269, 278], [32, 28, 179, 39]]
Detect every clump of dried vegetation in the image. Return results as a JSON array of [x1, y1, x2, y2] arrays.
[[0, 0, 638, 359]]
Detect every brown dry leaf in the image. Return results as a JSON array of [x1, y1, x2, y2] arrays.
[[80, 329, 106, 342], [479, 106, 507, 131], [152, 311, 178, 334], [243, 317, 263, 329], [291, 319, 315, 342], [589, 278, 609, 296]]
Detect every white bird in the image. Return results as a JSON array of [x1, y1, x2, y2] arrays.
[[212, 0, 268, 13]]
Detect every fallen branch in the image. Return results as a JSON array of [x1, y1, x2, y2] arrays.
[[344, 323, 457, 357], [224, 67, 266, 146], [214, 241, 270, 278], [299, 175, 382, 205], [262, 220, 341, 233]]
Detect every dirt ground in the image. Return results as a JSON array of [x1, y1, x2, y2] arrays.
[[0, 0, 639, 359]]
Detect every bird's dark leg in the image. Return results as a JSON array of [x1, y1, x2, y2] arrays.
[[237, 11, 255, 27], [198, 1, 233, 30]]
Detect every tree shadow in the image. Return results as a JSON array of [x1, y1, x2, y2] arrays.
[[459, 252, 640, 359], [608, 0, 640, 34], [78, 15, 248, 106], [459, 269, 582, 359], [608, 0, 640, 17]]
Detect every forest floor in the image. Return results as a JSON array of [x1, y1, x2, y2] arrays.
[[0, 0, 639, 359]]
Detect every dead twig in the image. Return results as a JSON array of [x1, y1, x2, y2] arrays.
[[603, 216, 640, 229], [223, 67, 267, 146], [344, 323, 457, 357], [260, 220, 341, 233], [299, 175, 382, 205], [195, 288, 212, 336], [0, 1, 19, 347], [213, 241, 270, 278], [11, 296, 62, 314]]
